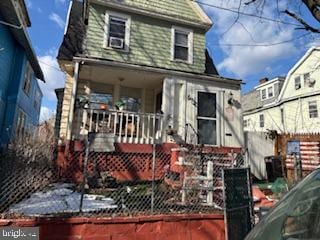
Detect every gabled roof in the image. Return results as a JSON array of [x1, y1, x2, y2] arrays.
[[57, 0, 85, 61], [278, 47, 320, 101], [86, 0, 212, 29], [0, 0, 44, 81]]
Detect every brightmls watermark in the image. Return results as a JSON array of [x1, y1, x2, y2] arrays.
[[0, 227, 39, 240]]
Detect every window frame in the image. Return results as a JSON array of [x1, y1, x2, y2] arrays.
[[267, 86, 274, 98], [103, 11, 131, 52], [196, 91, 218, 146], [308, 101, 318, 119], [261, 89, 267, 100], [259, 114, 264, 128], [171, 26, 193, 64], [294, 76, 302, 90], [16, 108, 27, 136], [23, 62, 33, 96]]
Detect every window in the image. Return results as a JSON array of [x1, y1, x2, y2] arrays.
[[23, 62, 33, 95], [16, 109, 27, 136], [104, 12, 131, 51], [259, 114, 264, 128], [309, 101, 318, 118], [244, 119, 250, 128], [197, 92, 217, 145], [33, 90, 42, 112], [172, 27, 193, 63], [119, 87, 142, 112], [280, 108, 284, 125], [304, 73, 310, 84], [295, 76, 301, 90], [261, 89, 266, 100], [268, 86, 273, 98]]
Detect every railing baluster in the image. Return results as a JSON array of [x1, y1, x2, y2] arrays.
[[130, 114, 134, 143], [136, 114, 140, 144], [125, 113, 129, 143], [141, 115, 145, 144], [89, 109, 93, 132], [95, 111, 99, 132], [113, 112, 117, 138], [147, 115, 151, 144], [119, 112, 123, 142], [152, 114, 156, 144]]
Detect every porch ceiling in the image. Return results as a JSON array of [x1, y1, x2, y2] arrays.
[[80, 64, 164, 89]]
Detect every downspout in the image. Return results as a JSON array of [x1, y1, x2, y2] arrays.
[[66, 61, 80, 140]]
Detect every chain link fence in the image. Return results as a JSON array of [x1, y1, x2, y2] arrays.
[[0, 136, 246, 218]]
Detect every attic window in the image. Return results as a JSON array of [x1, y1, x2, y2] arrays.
[[104, 11, 131, 51], [172, 27, 193, 63], [294, 76, 301, 90], [268, 86, 273, 98], [261, 89, 266, 100]]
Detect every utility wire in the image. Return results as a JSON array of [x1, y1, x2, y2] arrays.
[[208, 32, 311, 47], [193, 0, 302, 27]]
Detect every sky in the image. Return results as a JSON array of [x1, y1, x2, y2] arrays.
[[24, 0, 320, 121]]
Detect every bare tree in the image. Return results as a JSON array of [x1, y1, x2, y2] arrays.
[[245, 0, 320, 33]]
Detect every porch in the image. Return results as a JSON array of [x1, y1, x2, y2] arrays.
[[70, 63, 167, 144]]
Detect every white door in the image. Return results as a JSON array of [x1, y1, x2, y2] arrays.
[[197, 92, 217, 145]]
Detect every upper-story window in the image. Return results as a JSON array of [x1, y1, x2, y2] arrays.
[[261, 89, 266, 100], [309, 101, 318, 118], [244, 119, 250, 128], [33, 89, 42, 112], [294, 76, 301, 90], [259, 114, 264, 128], [23, 62, 33, 96], [268, 86, 273, 98], [171, 26, 193, 64], [104, 11, 131, 51]]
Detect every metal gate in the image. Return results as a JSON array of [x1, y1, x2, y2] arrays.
[[223, 168, 254, 240]]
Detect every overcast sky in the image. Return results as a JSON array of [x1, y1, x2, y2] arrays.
[[24, 0, 320, 121]]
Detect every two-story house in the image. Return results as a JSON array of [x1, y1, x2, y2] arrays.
[[243, 47, 320, 134], [0, 0, 44, 149], [57, 0, 243, 149]]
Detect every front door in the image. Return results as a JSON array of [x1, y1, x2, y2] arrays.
[[197, 92, 217, 145]]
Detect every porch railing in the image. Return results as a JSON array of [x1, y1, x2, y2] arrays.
[[76, 108, 164, 144]]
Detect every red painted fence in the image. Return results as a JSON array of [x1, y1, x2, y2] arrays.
[[0, 214, 225, 240]]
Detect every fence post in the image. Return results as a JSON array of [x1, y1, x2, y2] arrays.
[[151, 142, 156, 214], [79, 136, 90, 213]]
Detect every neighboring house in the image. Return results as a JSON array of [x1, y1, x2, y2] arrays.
[[56, 0, 243, 148], [243, 47, 320, 134], [0, 0, 44, 148]]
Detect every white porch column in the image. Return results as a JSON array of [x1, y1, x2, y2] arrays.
[[66, 61, 80, 140], [162, 78, 175, 142]]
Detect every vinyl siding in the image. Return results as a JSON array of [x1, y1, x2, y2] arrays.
[[84, 3, 206, 74], [98, 0, 203, 23]]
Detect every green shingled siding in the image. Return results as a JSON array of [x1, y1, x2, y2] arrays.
[[85, 3, 206, 73], [103, 0, 203, 23]]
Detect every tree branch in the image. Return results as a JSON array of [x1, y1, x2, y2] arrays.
[[284, 9, 320, 33], [302, 0, 320, 23]]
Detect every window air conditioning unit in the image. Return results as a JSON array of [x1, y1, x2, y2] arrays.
[[308, 78, 316, 87], [295, 84, 301, 90], [109, 37, 124, 49]]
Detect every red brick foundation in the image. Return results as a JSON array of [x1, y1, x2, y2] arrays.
[[0, 214, 225, 240]]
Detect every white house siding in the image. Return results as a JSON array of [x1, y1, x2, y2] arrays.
[[281, 49, 320, 100], [244, 48, 320, 134], [244, 95, 320, 134], [163, 77, 243, 148]]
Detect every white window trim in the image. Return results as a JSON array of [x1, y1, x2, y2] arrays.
[[171, 26, 193, 64], [309, 101, 318, 119], [294, 75, 302, 90], [260, 84, 275, 100], [23, 62, 33, 96], [196, 90, 219, 146], [103, 10, 131, 52]]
